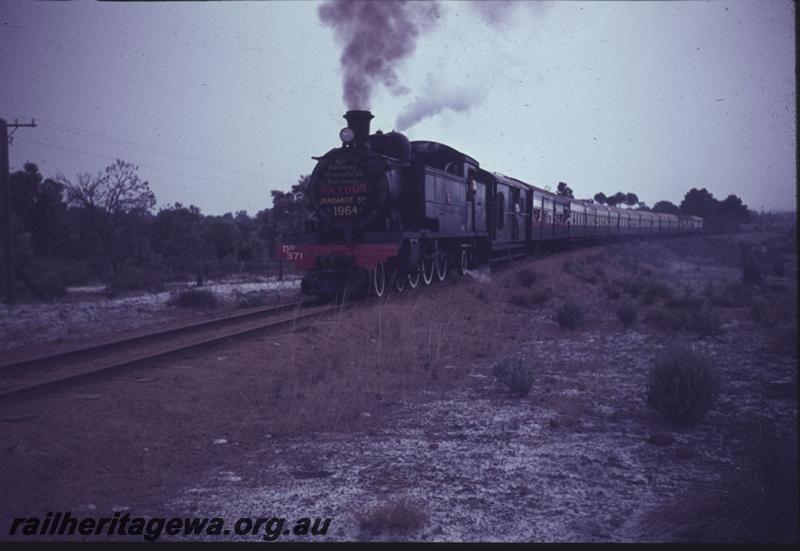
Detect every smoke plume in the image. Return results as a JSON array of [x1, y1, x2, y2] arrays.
[[395, 76, 488, 131], [318, 0, 442, 110], [469, 0, 539, 26]]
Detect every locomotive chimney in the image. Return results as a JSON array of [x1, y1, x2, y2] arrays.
[[343, 110, 373, 147]]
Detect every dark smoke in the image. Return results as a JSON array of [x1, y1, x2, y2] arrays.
[[318, 0, 442, 110]]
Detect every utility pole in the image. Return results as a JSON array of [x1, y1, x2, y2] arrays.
[[2, 118, 37, 305]]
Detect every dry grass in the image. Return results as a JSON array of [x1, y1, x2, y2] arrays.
[[356, 497, 428, 536], [250, 282, 527, 435], [167, 288, 219, 309], [648, 425, 799, 543]]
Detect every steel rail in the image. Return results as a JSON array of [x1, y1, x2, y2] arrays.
[[0, 299, 359, 404], [0, 298, 319, 374]]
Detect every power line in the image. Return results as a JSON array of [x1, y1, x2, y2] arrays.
[[7, 114, 305, 184], [15, 137, 273, 192], [33, 119, 294, 182]]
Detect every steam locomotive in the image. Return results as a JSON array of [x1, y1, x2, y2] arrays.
[[279, 110, 703, 297]]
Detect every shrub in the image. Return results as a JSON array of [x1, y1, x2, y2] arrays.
[[620, 277, 644, 298], [492, 356, 535, 398], [740, 248, 762, 285], [641, 280, 673, 304], [688, 306, 722, 336], [651, 428, 798, 542], [235, 290, 271, 308], [710, 282, 752, 308], [109, 268, 166, 294], [616, 300, 638, 328], [762, 282, 790, 295], [515, 268, 538, 288], [666, 295, 704, 311], [168, 288, 218, 309], [647, 303, 722, 336], [357, 498, 427, 535], [646, 307, 687, 331], [751, 298, 795, 328], [555, 298, 586, 329], [34, 272, 67, 299], [509, 287, 551, 309], [646, 345, 719, 426], [604, 282, 622, 300]]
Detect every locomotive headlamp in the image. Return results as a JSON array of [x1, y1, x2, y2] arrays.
[[339, 127, 355, 144]]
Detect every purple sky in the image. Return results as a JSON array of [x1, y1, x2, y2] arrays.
[[1, 1, 795, 214]]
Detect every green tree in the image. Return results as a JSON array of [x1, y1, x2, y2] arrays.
[[557, 181, 574, 198], [59, 159, 156, 276], [9, 162, 69, 256], [607, 192, 626, 207], [151, 203, 205, 276], [202, 213, 242, 262], [652, 200, 681, 215], [679, 188, 719, 218]]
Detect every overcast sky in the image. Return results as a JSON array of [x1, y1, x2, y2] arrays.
[[1, 0, 795, 215]]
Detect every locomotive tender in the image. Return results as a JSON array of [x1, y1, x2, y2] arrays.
[[279, 110, 703, 297]]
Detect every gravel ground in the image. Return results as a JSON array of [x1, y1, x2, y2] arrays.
[[0, 276, 301, 353], [165, 319, 796, 542]]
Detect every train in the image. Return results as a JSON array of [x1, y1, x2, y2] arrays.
[[279, 110, 703, 297]]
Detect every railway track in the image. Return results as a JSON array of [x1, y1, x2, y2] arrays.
[[0, 297, 361, 404]]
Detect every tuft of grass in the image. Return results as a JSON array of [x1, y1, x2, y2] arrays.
[[604, 282, 622, 300], [563, 258, 601, 284], [109, 268, 166, 294], [750, 298, 796, 328], [620, 276, 673, 304], [646, 302, 722, 336], [509, 287, 551, 309], [666, 295, 705, 311], [690, 306, 722, 336], [36, 273, 68, 299], [740, 247, 763, 285], [555, 298, 586, 330], [709, 282, 752, 308], [357, 497, 427, 535], [234, 290, 271, 309], [168, 288, 219, 309], [650, 427, 798, 542], [646, 344, 719, 426], [515, 268, 538, 288], [616, 300, 638, 328], [641, 280, 673, 304], [492, 356, 535, 398], [762, 282, 790, 295]]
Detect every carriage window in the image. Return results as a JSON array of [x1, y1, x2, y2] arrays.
[[497, 192, 505, 229]]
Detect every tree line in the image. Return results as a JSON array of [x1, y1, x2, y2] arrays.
[[2, 159, 308, 298], [556, 181, 752, 233]]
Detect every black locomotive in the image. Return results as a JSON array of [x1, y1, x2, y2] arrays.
[[279, 110, 702, 297]]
